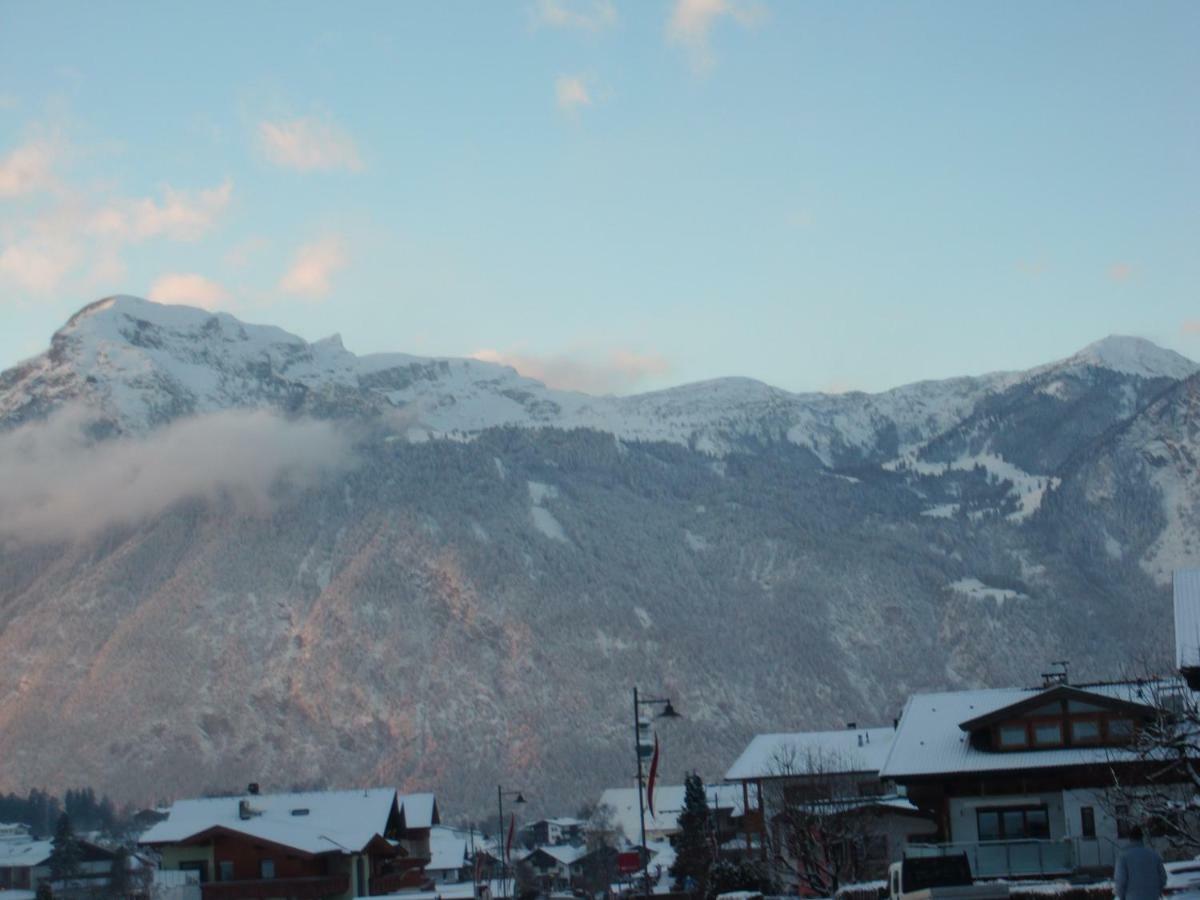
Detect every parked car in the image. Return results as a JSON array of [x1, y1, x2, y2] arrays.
[[888, 854, 1009, 900]]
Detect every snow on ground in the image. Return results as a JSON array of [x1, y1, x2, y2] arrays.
[[886, 450, 1059, 521], [921, 503, 958, 519], [684, 529, 709, 551], [947, 578, 1029, 607]]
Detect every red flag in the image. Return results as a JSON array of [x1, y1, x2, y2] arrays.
[[646, 733, 661, 817], [505, 812, 516, 862]]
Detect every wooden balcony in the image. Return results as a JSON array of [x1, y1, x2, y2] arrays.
[[201, 874, 349, 900]]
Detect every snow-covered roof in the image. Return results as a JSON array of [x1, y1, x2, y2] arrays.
[[0, 839, 52, 868], [725, 726, 896, 781], [880, 683, 1161, 778], [399, 793, 437, 830], [523, 844, 588, 866], [1176, 569, 1200, 670], [547, 817, 583, 827], [427, 828, 467, 872], [598, 783, 744, 841], [140, 788, 397, 855]]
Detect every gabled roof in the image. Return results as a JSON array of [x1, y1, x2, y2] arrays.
[[881, 682, 1173, 780], [598, 783, 744, 841], [522, 844, 588, 867], [398, 793, 438, 830], [956, 683, 1157, 732], [725, 727, 895, 781], [427, 830, 466, 872], [140, 788, 398, 856], [1176, 569, 1200, 670], [0, 839, 52, 869]]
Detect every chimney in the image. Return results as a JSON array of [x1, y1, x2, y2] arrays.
[[865, 731, 870, 744], [238, 799, 252, 820], [846, 721, 856, 730], [857, 734, 863, 747], [893, 717, 899, 730], [248, 783, 260, 796]]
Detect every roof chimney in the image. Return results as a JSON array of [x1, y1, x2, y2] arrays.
[[893, 717, 899, 730], [857, 734, 863, 747]]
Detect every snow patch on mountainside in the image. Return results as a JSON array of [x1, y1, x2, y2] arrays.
[[947, 578, 1029, 606]]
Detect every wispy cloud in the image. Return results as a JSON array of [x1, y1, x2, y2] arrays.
[[0, 406, 351, 543], [279, 236, 347, 299], [0, 232, 79, 293], [1107, 262, 1134, 282], [533, 0, 616, 31], [0, 138, 59, 197], [257, 117, 364, 173], [667, 0, 765, 70], [471, 347, 671, 395], [1182, 320, 1200, 336], [88, 180, 232, 243], [555, 75, 593, 113], [149, 273, 232, 311]]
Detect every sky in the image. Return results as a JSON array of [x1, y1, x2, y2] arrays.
[[0, 0, 1197, 395]]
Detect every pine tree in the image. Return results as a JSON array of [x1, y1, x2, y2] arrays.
[[49, 813, 81, 883], [669, 772, 713, 894]]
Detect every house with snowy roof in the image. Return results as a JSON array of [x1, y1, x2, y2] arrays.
[[140, 785, 438, 900], [878, 677, 1182, 880], [0, 834, 124, 897], [725, 724, 935, 889], [597, 783, 744, 845], [518, 817, 584, 849], [424, 826, 467, 885]]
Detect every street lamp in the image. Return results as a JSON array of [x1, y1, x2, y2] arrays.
[[496, 786, 526, 899], [633, 687, 681, 899]]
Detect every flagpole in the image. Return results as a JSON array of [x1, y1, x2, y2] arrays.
[[632, 688, 680, 900]]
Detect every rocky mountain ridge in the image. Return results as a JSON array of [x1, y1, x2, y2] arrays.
[[1, 297, 1197, 813]]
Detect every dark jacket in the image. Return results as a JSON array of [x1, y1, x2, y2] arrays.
[[1115, 840, 1168, 900]]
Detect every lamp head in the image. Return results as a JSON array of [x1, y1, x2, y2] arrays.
[[658, 700, 681, 719], [514, 792, 527, 804]]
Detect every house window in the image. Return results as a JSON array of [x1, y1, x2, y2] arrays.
[[1033, 722, 1064, 747], [1080, 807, 1096, 839], [260, 860, 275, 879], [217, 861, 234, 882], [1071, 720, 1101, 743], [998, 725, 1028, 748], [976, 805, 1051, 841], [1108, 719, 1135, 742], [1116, 805, 1133, 839]]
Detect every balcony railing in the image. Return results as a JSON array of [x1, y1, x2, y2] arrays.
[[200, 874, 349, 900], [907, 840, 1076, 879]]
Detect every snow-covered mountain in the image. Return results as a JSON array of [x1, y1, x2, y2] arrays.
[[1, 297, 1198, 813]]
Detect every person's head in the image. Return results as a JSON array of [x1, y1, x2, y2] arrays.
[[1129, 825, 1144, 842]]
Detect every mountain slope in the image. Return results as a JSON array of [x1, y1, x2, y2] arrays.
[[0, 297, 1196, 813]]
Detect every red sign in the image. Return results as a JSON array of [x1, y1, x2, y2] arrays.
[[617, 851, 641, 875]]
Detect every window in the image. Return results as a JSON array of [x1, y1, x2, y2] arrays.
[[218, 861, 234, 882], [976, 805, 1051, 841], [1116, 805, 1133, 839], [1071, 720, 1100, 743], [1108, 719, 1135, 741], [1033, 722, 1064, 746], [1080, 807, 1096, 839], [260, 860, 275, 879], [998, 725, 1028, 748]]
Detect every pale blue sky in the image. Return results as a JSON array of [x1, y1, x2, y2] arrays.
[[1, 1, 1197, 393]]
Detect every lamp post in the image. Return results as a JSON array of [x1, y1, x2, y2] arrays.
[[496, 786, 526, 899], [633, 686, 681, 899]]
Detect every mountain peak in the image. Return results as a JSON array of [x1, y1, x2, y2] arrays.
[[1063, 335, 1197, 381]]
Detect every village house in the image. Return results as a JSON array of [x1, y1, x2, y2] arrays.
[[518, 817, 584, 849], [424, 826, 468, 885], [726, 725, 936, 890], [140, 785, 437, 899], [879, 678, 1180, 880], [0, 829, 126, 898], [597, 783, 745, 845]]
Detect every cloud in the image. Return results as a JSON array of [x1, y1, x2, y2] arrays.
[[1107, 262, 1134, 282], [279, 236, 347, 299], [1182, 321, 1200, 336], [88, 179, 232, 243], [555, 75, 593, 112], [0, 139, 58, 197], [667, 0, 765, 70], [0, 233, 79, 293], [257, 117, 364, 172], [533, 0, 616, 31], [149, 273, 232, 311], [0, 406, 352, 544], [471, 347, 671, 394]]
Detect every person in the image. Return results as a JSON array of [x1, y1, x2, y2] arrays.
[[1115, 825, 1168, 900]]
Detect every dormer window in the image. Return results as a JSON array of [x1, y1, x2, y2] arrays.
[[1033, 722, 1063, 747], [998, 725, 1028, 748]]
